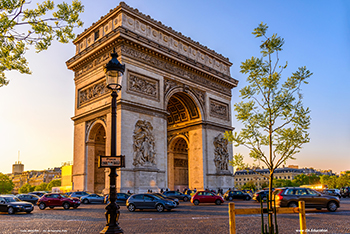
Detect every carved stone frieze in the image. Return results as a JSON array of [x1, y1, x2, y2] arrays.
[[78, 80, 109, 107], [127, 72, 159, 101], [121, 45, 232, 95], [164, 78, 179, 95], [213, 133, 229, 172], [133, 120, 157, 168], [209, 98, 229, 120]]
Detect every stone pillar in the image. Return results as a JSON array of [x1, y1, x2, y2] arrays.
[[188, 127, 205, 190]]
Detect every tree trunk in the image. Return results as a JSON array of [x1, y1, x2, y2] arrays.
[[268, 172, 274, 233]]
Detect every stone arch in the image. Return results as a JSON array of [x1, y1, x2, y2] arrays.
[[165, 86, 205, 121], [166, 91, 205, 190], [167, 135, 189, 191], [85, 120, 107, 193]]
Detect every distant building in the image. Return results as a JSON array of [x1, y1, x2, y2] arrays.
[[234, 166, 303, 189], [234, 165, 335, 189], [7, 162, 61, 194], [58, 161, 73, 193]]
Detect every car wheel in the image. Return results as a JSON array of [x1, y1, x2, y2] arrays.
[[215, 199, 222, 205], [228, 196, 233, 201], [245, 196, 250, 200], [63, 202, 70, 210], [183, 197, 188, 202], [156, 204, 164, 212], [8, 207, 15, 215], [26, 211, 32, 214], [327, 201, 338, 212], [83, 199, 89, 204], [288, 202, 298, 208], [193, 200, 200, 205], [39, 203, 46, 210], [127, 204, 135, 212]]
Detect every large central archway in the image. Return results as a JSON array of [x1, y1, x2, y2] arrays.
[[166, 91, 202, 191]]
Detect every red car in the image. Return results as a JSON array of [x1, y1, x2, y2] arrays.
[[191, 191, 224, 205], [37, 193, 80, 210]]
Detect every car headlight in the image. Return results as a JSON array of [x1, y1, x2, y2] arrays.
[[166, 202, 172, 205]]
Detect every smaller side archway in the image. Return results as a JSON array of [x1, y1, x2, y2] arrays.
[[85, 120, 107, 193]]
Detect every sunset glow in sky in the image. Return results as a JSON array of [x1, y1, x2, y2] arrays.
[[0, 0, 349, 174]]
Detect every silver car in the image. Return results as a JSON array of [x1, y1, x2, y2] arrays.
[[80, 194, 104, 204]]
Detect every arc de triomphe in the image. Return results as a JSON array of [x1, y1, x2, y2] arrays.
[[66, 2, 238, 194]]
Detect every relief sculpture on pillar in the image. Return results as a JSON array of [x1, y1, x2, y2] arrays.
[[213, 133, 230, 173], [133, 120, 157, 167]]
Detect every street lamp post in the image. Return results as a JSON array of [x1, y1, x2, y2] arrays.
[[99, 49, 125, 234]]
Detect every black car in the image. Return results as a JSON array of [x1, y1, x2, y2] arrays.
[[28, 191, 48, 197], [126, 193, 177, 212], [252, 190, 270, 202], [152, 193, 179, 205], [223, 190, 251, 201], [104, 193, 130, 204], [162, 191, 191, 202], [16, 194, 40, 205], [340, 187, 350, 198], [0, 195, 34, 214]]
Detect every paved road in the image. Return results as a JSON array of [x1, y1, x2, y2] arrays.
[[1, 198, 350, 234]]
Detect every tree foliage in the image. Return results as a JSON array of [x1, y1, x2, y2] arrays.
[[46, 179, 61, 191], [34, 182, 48, 191], [225, 22, 312, 231], [0, 0, 84, 87], [0, 173, 14, 194], [19, 183, 35, 193], [320, 174, 350, 189]]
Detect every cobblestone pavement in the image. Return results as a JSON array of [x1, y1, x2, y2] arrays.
[[0, 198, 349, 234]]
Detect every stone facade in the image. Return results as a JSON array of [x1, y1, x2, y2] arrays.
[[66, 2, 238, 194]]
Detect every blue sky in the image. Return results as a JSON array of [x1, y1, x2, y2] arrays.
[[0, 0, 349, 174]]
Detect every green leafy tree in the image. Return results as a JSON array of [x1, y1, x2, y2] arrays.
[[292, 173, 320, 186], [34, 182, 48, 191], [242, 181, 257, 191], [46, 179, 61, 191], [0, 173, 14, 194], [225, 22, 312, 232], [0, 0, 84, 87], [19, 183, 35, 193], [273, 179, 295, 188]]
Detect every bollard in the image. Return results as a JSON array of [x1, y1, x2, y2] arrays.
[[298, 201, 307, 234], [229, 203, 236, 234]]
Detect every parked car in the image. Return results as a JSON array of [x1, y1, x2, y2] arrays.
[[162, 191, 191, 202], [16, 194, 40, 205], [321, 189, 341, 199], [80, 194, 104, 204], [37, 193, 80, 210], [252, 190, 270, 202], [0, 195, 34, 214], [152, 193, 179, 206], [340, 187, 350, 198], [69, 191, 90, 199], [104, 193, 130, 204], [28, 191, 48, 197], [126, 193, 177, 212], [273, 187, 340, 212], [223, 190, 252, 201], [190, 191, 224, 205]]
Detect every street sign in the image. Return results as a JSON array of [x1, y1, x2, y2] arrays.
[[98, 155, 125, 168]]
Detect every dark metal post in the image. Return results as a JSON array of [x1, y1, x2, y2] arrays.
[[100, 91, 123, 234]]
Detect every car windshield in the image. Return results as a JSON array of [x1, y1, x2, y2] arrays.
[[4, 197, 21, 202], [60, 194, 68, 198]]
